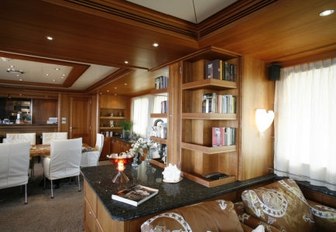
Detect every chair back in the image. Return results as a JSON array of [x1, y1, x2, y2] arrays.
[[95, 133, 104, 153], [42, 132, 68, 145], [5, 133, 36, 145], [0, 142, 30, 189], [80, 134, 104, 167], [49, 138, 82, 179]]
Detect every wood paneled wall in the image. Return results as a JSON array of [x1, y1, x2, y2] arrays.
[[239, 56, 275, 180]]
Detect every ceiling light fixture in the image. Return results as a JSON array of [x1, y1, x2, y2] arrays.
[[319, 9, 334, 16], [153, 42, 159, 47], [7, 66, 24, 75], [46, 36, 54, 41], [124, 60, 129, 64]]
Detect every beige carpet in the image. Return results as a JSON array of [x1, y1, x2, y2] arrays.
[[0, 162, 84, 232]]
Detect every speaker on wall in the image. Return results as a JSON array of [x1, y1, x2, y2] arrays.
[[268, 63, 281, 81]]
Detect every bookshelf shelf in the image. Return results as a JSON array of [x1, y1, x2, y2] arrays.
[[182, 172, 236, 188], [182, 113, 236, 120], [181, 142, 236, 154], [150, 113, 168, 118], [150, 136, 167, 144], [150, 88, 168, 95], [182, 79, 237, 90], [100, 127, 122, 130], [99, 116, 125, 120]]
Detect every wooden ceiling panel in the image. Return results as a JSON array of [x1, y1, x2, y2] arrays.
[[0, 0, 198, 71], [199, 0, 336, 65]]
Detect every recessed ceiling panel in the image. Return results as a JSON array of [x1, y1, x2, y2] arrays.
[[126, 0, 237, 23], [0, 56, 72, 84]]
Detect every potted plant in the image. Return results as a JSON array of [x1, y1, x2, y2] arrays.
[[120, 120, 133, 140]]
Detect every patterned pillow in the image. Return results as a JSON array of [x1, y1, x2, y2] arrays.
[[241, 178, 315, 232], [309, 200, 336, 232], [141, 200, 244, 232]]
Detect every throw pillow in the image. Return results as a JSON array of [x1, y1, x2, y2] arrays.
[[309, 200, 336, 232], [241, 178, 315, 232]]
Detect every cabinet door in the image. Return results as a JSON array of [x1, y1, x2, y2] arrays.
[[84, 199, 97, 232], [70, 96, 91, 144]]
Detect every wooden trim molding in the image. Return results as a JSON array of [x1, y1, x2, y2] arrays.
[[196, 0, 278, 39]]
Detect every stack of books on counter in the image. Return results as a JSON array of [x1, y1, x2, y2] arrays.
[[112, 185, 159, 206]]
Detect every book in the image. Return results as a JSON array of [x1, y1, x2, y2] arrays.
[[111, 185, 159, 206]]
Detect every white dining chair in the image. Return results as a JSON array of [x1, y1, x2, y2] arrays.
[[80, 133, 104, 167], [42, 137, 82, 198], [42, 132, 68, 145], [0, 142, 31, 204], [5, 133, 36, 145]]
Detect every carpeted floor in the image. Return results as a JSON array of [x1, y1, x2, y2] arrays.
[[0, 162, 84, 232]]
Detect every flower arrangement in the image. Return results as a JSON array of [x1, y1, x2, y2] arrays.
[[129, 137, 154, 157]]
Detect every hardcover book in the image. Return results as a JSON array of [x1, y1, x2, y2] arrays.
[[111, 185, 159, 206]]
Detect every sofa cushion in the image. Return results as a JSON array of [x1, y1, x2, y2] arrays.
[[241, 178, 315, 232], [234, 202, 281, 232], [308, 200, 336, 232], [141, 200, 244, 232]]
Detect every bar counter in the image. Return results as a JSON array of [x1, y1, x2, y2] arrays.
[[81, 162, 276, 222]]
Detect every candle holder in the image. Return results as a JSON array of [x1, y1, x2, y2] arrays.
[[111, 157, 132, 184]]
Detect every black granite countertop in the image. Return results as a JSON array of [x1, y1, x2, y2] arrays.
[[81, 162, 276, 222]]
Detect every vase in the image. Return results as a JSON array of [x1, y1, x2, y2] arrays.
[[122, 129, 131, 140]]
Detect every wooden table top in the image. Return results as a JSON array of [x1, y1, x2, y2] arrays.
[[30, 144, 96, 157]]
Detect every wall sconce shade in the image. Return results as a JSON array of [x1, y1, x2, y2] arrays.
[[255, 109, 274, 133]]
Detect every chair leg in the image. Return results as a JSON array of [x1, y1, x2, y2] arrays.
[[78, 175, 81, 192], [24, 183, 28, 204], [43, 176, 46, 189], [50, 179, 54, 199]]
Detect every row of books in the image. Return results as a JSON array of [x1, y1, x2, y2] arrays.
[[154, 76, 168, 89], [202, 93, 236, 114], [161, 100, 168, 114], [212, 127, 236, 147], [206, 59, 237, 81]]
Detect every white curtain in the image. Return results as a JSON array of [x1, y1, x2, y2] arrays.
[[274, 57, 336, 191], [131, 96, 150, 137]]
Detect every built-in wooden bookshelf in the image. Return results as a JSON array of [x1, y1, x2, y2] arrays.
[[180, 47, 240, 187]]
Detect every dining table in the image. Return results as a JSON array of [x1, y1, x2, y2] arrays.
[[30, 143, 96, 158]]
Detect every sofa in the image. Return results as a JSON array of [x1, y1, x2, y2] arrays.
[[235, 178, 336, 232], [140, 178, 336, 232]]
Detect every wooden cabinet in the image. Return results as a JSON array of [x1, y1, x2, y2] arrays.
[[179, 47, 240, 187], [111, 137, 131, 154], [83, 180, 147, 232]]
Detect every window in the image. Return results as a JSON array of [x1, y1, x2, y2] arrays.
[[274, 57, 336, 191], [131, 95, 167, 138]]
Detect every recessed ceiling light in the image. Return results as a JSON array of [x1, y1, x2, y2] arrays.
[[19, 78, 23, 81], [52, 79, 56, 82], [46, 73, 49, 76], [46, 36, 54, 41], [319, 9, 334, 16], [124, 83, 127, 86], [106, 90, 110, 93], [55, 68, 60, 71], [153, 42, 159, 47], [124, 60, 128, 64]]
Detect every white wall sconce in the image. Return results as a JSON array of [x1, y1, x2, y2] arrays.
[[255, 109, 274, 135]]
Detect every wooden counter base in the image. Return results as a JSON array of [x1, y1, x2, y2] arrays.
[[84, 180, 151, 232]]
